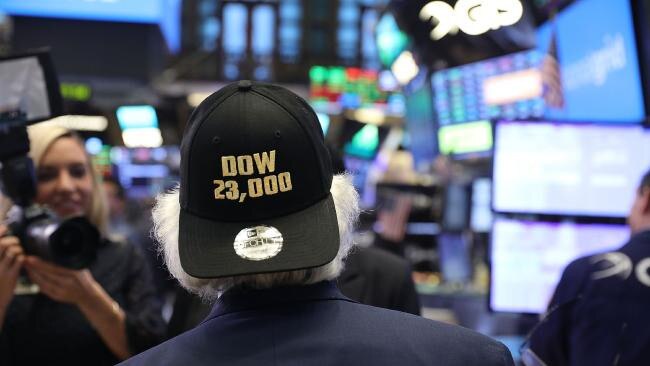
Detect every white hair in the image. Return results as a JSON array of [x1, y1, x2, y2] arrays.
[[152, 174, 360, 300]]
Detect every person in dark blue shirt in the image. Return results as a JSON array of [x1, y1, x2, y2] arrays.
[[524, 168, 650, 366]]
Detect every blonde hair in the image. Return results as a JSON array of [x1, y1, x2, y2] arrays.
[[25, 122, 109, 235], [152, 174, 360, 301]]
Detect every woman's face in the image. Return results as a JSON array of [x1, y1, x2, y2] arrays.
[[35, 136, 94, 218]]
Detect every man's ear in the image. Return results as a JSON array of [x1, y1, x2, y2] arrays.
[[641, 186, 650, 214]]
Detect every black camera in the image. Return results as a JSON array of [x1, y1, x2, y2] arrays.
[[0, 50, 99, 269]]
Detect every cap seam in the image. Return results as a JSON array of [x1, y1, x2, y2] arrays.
[[182, 88, 240, 209], [250, 87, 328, 193]]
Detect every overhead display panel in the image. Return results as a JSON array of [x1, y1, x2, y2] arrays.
[[431, 50, 544, 126], [536, 0, 645, 122], [0, 0, 181, 52]]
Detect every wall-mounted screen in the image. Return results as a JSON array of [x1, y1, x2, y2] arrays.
[[309, 66, 405, 116], [110, 146, 180, 199], [343, 123, 389, 160], [471, 178, 493, 233], [441, 183, 470, 232], [438, 120, 493, 159], [493, 120, 650, 217], [375, 11, 409, 68], [490, 217, 629, 314], [536, 0, 645, 122], [0, 0, 181, 52], [431, 50, 544, 126], [116, 105, 158, 130], [438, 233, 472, 284], [404, 76, 437, 171]]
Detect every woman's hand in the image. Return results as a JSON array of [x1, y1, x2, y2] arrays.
[[23, 256, 100, 306], [0, 225, 24, 310], [24, 255, 131, 359]]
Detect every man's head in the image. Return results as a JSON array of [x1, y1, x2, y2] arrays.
[[628, 169, 650, 234], [152, 81, 360, 298], [102, 176, 126, 219]]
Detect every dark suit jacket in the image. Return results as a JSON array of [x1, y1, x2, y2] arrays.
[[338, 246, 421, 315], [122, 281, 513, 366], [167, 247, 420, 337], [526, 230, 650, 366]]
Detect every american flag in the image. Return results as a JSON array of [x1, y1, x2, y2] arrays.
[[377, 193, 412, 242], [542, 28, 565, 109]]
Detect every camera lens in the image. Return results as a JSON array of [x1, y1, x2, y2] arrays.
[[50, 217, 100, 269], [52, 226, 84, 256]]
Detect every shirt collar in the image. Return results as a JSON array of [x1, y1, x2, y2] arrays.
[[204, 281, 351, 321], [633, 229, 650, 242]]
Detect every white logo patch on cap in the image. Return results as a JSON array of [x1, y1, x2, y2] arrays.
[[233, 225, 283, 261]]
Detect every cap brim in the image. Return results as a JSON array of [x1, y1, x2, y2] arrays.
[[179, 194, 340, 278]]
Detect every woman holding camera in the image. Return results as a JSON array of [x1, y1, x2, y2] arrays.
[[0, 123, 165, 365]]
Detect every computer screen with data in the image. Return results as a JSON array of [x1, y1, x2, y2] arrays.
[[490, 217, 629, 313], [430, 50, 544, 126], [493, 121, 650, 217]]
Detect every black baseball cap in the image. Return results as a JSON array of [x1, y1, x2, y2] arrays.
[[178, 80, 339, 278]]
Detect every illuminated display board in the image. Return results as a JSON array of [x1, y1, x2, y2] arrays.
[[60, 83, 92, 102], [0, 0, 181, 52], [438, 120, 493, 158], [490, 218, 629, 314], [116, 105, 158, 130], [375, 11, 408, 68], [536, 0, 644, 123], [493, 120, 650, 217], [431, 50, 544, 126], [309, 66, 404, 116]]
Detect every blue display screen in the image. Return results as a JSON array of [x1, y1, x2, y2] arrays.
[[404, 78, 437, 171], [0, 0, 181, 52], [431, 50, 545, 126], [536, 0, 645, 122], [116, 105, 158, 130]]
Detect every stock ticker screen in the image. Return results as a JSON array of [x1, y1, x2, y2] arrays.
[[430, 0, 644, 126], [430, 50, 545, 126], [490, 217, 629, 314], [493, 121, 650, 218]]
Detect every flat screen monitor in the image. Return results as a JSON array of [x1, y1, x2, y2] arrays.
[[343, 155, 377, 209], [536, 0, 645, 122], [490, 217, 630, 314], [110, 146, 181, 199], [116, 105, 159, 130], [375, 11, 409, 69], [441, 183, 470, 232], [430, 50, 545, 126], [0, 0, 181, 52], [341, 120, 389, 160], [438, 233, 472, 284], [438, 120, 493, 159], [471, 178, 493, 232], [404, 76, 437, 171], [493, 120, 650, 217]]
